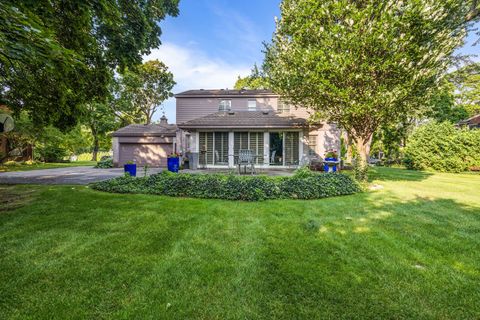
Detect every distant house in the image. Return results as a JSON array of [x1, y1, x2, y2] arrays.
[[175, 89, 340, 168], [458, 114, 480, 129]]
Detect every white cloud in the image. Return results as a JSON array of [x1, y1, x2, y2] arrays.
[[145, 42, 251, 91], [144, 42, 252, 123]]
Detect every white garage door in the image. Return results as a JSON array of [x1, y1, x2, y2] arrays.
[[119, 143, 173, 167]]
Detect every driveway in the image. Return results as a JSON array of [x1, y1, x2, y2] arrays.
[[0, 166, 163, 185]]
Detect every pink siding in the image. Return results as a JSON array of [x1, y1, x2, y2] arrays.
[[176, 96, 312, 124]]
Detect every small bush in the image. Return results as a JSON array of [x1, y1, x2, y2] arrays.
[[91, 171, 361, 201], [95, 157, 113, 168], [36, 145, 68, 162], [404, 122, 480, 172]]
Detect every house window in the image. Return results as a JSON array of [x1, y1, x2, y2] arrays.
[[248, 100, 257, 111], [199, 132, 229, 165], [308, 135, 317, 156], [233, 132, 264, 164], [277, 100, 290, 113], [219, 100, 231, 111]]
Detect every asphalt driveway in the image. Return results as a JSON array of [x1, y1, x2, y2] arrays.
[[0, 166, 162, 185]]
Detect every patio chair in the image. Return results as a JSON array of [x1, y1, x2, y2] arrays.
[[238, 149, 255, 174]]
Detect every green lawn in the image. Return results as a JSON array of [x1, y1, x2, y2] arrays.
[[0, 161, 96, 172], [0, 168, 479, 319]]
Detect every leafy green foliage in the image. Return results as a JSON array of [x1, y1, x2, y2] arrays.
[[404, 122, 480, 172], [111, 60, 176, 124], [234, 64, 269, 90], [91, 171, 361, 201], [95, 158, 113, 169], [0, 1, 179, 129], [84, 102, 118, 161], [264, 0, 473, 178], [450, 62, 480, 117], [35, 145, 67, 163]]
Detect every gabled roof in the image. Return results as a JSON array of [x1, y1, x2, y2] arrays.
[[178, 111, 308, 129], [112, 124, 177, 137], [175, 89, 277, 98]]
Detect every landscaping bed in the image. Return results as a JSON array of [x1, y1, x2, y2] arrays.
[[91, 170, 362, 201]]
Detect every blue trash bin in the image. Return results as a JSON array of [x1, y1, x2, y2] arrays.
[[124, 164, 137, 176], [167, 157, 179, 173], [324, 158, 338, 172]]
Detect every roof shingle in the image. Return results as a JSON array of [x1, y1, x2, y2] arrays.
[[175, 89, 277, 98], [112, 124, 177, 137], [178, 111, 308, 129]]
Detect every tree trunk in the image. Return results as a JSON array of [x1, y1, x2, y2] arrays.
[[91, 127, 99, 162], [346, 134, 353, 164], [353, 136, 372, 181]]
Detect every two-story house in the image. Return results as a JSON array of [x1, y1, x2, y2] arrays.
[[111, 89, 340, 168], [176, 89, 340, 168]]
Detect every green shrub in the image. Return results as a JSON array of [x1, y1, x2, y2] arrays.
[[95, 158, 113, 168], [404, 122, 480, 172], [36, 145, 68, 162], [91, 171, 361, 201]]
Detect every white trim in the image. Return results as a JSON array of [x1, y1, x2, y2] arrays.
[[264, 132, 269, 164], [228, 132, 234, 167], [299, 133, 304, 160]]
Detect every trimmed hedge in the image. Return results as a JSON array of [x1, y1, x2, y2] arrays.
[[95, 158, 113, 168], [90, 170, 361, 201], [404, 122, 480, 172]]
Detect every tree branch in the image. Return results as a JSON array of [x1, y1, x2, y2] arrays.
[[466, 0, 480, 22]]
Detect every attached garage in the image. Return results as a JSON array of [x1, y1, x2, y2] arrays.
[[112, 121, 177, 167]]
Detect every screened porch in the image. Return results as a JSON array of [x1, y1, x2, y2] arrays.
[[197, 131, 301, 167]]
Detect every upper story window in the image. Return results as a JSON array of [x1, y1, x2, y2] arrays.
[[248, 99, 257, 111], [218, 100, 231, 111], [277, 100, 290, 113]]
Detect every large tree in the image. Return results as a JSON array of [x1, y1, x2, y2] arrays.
[[265, 0, 479, 179], [0, 0, 179, 130], [111, 60, 175, 125]]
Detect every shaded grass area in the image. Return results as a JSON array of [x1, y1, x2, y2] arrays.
[[0, 168, 479, 319], [0, 161, 96, 172]]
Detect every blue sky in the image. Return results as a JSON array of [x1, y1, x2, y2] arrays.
[[145, 0, 478, 123]]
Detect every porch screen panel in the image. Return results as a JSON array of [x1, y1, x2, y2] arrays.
[[199, 132, 214, 165], [234, 132, 248, 164], [285, 132, 299, 165], [249, 132, 264, 164], [214, 132, 229, 165]]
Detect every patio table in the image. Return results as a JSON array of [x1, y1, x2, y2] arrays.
[[231, 153, 262, 174]]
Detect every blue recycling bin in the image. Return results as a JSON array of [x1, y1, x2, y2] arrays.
[[167, 157, 179, 173], [124, 164, 137, 176], [324, 158, 338, 172]]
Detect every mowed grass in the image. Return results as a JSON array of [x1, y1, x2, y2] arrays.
[[0, 161, 96, 172], [0, 168, 479, 319]]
